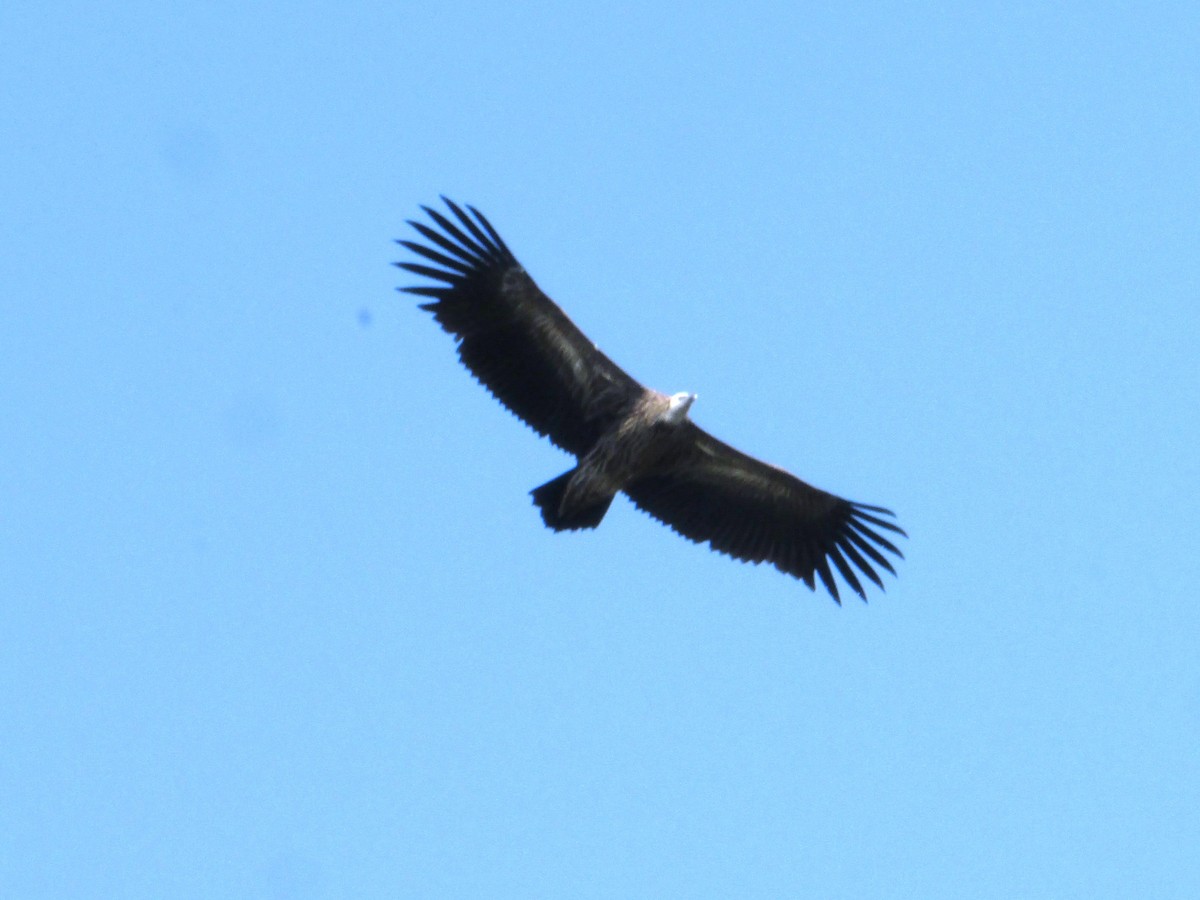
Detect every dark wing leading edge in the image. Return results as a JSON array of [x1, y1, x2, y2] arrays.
[[397, 198, 644, 456], [625, 425, 905, 603]]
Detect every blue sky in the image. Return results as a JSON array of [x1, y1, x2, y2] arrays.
[[3, 1, 1199, 896]]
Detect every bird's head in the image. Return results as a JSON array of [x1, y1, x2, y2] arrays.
[[663, 391, 698, 425]]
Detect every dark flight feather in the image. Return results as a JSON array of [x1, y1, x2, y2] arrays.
[[624, 428, 904, 603], [397, 198, 642, 456], [399, 198, 905, 602]]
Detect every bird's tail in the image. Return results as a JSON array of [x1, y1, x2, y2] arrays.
[[530, 469, 613, 531]]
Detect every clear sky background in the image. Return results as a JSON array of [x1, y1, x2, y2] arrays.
[[3, 2, 1199, 897]]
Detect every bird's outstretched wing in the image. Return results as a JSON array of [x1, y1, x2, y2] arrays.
[[625, 426, 905, 602], [398, 199, 644, 456]]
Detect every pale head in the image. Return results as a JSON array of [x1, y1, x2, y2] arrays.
[[662, 391, 698, 425]]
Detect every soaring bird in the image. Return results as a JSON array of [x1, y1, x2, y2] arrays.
[[398, 198, 904, 602]]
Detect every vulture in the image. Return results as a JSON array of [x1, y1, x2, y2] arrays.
[[398, 198, 905, 602]]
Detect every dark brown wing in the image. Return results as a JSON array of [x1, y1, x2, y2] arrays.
[[624, 425, 905, 602], [397, 198, 644, 456]]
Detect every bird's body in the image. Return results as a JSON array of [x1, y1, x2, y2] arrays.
[[533, 390, 696, 531], [398, 198, 904, 602]]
